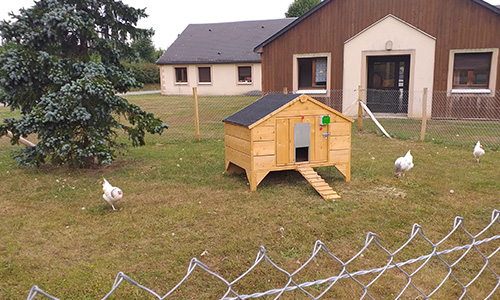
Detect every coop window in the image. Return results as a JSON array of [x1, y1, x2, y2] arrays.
[[175, 67, 188, 83], [298, 57, 327, 89], [453, 52, 491, 89], [238, 66, 252, 83], [198, 67, 211, 83]]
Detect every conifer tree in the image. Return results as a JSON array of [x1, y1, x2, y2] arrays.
[[0, 0, 168, 167]]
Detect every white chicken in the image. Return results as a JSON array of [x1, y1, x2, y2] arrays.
[[394, 150, 414, 178], [473, 141, 485, 163], [102, 178, 123, 210]]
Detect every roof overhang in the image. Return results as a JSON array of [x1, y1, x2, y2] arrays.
[[253, 0, 332, 53], [253, 0, 500, 53]]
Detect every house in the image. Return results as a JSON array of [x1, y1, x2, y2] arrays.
[[156, 18, 295, 96], [254, 0, 500, 119], [223, 93, 353, 200]]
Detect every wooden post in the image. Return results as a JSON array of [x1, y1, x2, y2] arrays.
[[283, 87, 288, 94], [193, 87, 200, 141], [420, 87, 428, 141], [357, 85, 363, 131]]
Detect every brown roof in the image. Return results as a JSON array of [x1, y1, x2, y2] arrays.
[[253, 0, 500, 53]]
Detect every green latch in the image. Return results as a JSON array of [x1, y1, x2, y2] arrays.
[[320, 115, 330, 125]]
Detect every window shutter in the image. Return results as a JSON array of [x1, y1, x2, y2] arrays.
[[199, 67, 211, 83], [454, 53, 492, 70]]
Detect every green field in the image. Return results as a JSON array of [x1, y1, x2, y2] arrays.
[[1, 95, 500, 299]]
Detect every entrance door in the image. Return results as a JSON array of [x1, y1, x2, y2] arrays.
[[276, 118, 315, 166], [294, 123, 311, 163], [367, 55, 410, 113]]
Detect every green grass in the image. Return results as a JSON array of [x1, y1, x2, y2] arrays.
[[1, 130, 500, 299], [362, 117, 500, 149], [0, 105, 21, 121], [1, 95, 500, 298], [122, 93, 259, 140]]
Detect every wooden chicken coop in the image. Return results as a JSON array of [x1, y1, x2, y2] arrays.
[[223, 94, 353, 200]]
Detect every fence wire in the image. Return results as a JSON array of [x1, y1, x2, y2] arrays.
[[118, 89, 500, 148], [354, 89, 500, 148], [120, 92, 259, 141], [27, 209, 500, 299]]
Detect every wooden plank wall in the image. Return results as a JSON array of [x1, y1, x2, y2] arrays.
[[329, 122, 351, 164], [261, 0, 500, 93], [329, 119, 351, 181], [251, 118, 276, 171], [225, 124, 252, 171]]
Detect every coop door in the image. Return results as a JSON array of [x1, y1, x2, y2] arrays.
[[294, 123, 310, 163]]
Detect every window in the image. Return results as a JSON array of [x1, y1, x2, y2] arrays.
[[198, 67, 211, 83], [238, 66, 252, 83], [453, 52, 491, 89], [298, 57, 327, 89], [293, 53, 330, 95], [175, 67, 187, 83]]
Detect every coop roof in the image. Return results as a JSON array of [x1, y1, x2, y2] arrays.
[[223, 94, 353, 129], [156, 18, 296, 65]]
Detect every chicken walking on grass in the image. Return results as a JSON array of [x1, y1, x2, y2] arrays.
[[102, 178, 123, 210], [395, 150, 414, 178], [473, 141, 485, 163]]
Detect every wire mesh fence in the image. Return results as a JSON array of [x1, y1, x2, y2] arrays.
[[2, 88, 499, 147], [119, 88, 500, 148], [121, 92, 260, 141], [27, 209, 500, 299], [354, 89, 500, 148]]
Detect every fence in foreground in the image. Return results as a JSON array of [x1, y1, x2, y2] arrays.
[[121, 89, 500, 148], [27, 210, 500, 299]]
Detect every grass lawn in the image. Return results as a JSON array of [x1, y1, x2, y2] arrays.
[[1, 128, 500, 299], [362, 118, 500, 149], [129, 83, 161, 91], [121, 93, 260, 140], [1, 94, 500, 299]]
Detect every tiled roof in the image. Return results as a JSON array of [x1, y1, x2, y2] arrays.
[[156, 18, 295, 65]]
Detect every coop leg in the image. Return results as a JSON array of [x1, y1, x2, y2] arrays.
[[246, 170, 270, 191], [225, 161, 245, 175], [335, 163, 351, 182]]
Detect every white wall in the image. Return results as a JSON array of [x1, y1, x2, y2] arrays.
[[159, 63, 262, 96], [343, 15, 436, 118]]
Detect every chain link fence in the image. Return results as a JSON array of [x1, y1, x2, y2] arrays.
[[27, 210, 500, 299], [122, 89, 500, 148]]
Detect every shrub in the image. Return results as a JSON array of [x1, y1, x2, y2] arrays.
[[123, 62, 160, 84]]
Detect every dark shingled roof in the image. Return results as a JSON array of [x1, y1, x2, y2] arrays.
[[156, 18, 296, 65], [223, 94, 300, 127]]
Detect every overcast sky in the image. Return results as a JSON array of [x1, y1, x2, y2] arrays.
[[1, 0, 500, 49]]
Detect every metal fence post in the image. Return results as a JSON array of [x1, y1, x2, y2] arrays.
[[193, 87, 200, 141], [420, 88, 428, 141], [357, 85, 363, 131]]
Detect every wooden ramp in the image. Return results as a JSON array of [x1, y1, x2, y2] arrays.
[[296, 166, 341, 200]]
